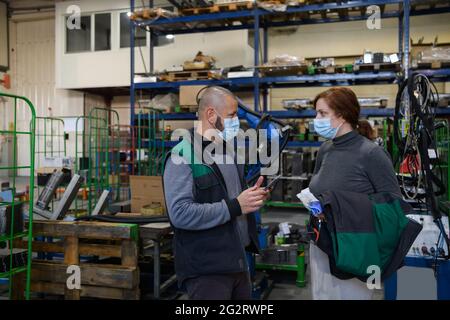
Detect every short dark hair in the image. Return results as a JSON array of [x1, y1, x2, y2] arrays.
[[313, 87, 360, 129]]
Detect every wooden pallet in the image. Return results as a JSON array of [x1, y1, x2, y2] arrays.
[[182, 1, 254, 15], [304, 2, 385, 19], [353, 62, 401, 73], [131, 8, 178, 20], [178, 105, 199, 112], [160, 70, 219, 81], [313, 65, 345, 74], [258, 0, 290, 4], [258, 64, 309, 77], [306, 0, 346, 3], [411, 0, 450, 11], [13, 220, 140, 300], [414, 60, 450, 70]]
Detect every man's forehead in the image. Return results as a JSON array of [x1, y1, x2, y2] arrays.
[[229, 95, 238, 105], [226, 101, 238, 112]]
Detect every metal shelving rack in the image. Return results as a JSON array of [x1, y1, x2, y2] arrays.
[[86, 107, 121, 215], [128, 0, 450, 296], [136, 106, 166, 176], [74, 115, 90, 213], [0, 92, 36, 300], [34, 117, 66, 168], [109, 124, 136, 203], [129, 0, 450, 149], [34, 117, 67, 212]]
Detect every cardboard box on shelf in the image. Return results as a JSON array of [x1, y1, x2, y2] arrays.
[[42, 156, 73, 169], [130, 175, 166, 214], [183, 61, 211, 70], [410, 39, 450, 65], [179, 85, 206, 107], [37, 167, 72, 186], [37, 167, 57, 174]]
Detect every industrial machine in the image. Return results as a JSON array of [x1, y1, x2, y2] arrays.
[[32, 171, 109, 220], [388, 73, 450, 299], [393, 73, 450, 255]]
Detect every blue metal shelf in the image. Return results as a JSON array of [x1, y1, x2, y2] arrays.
[[136, 108, 382, 121], [260, 71, 399, 86], [136, 107, 450, 122], [134, 72, 400, 91], [136, 112, 197, 120], [287, 141, 322, 148], [268, 109, 394, 118], [134, 77, 255, 90], [129, 0, 437, 126], [269, 108, 399, 118], [411, 68, 450, 81], [139, 139, 323, 148], [270, 108, 450, 119], [133, 0, 450, 35], [133, 69, 450, 93], [138, 140, 179, 148], [136, 0, 403, 29]]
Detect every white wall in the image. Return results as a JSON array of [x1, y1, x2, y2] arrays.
[[268, 13, 450, 59], [4, 15, 87, 174], [55, 0, 254, 89], [0, 2, 8, 69]]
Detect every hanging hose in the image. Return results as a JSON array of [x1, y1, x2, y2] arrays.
[[394, 72, 450, 259], [76, 214, 169, 224], [195, 86, 292, 184]]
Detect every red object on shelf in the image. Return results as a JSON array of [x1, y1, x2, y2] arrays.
[[400, 154, 420, 174], [1, 73, 11, 89]]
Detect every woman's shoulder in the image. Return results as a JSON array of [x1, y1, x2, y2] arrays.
[[359, 136, 391, 160], [315, 140, 333, 160]]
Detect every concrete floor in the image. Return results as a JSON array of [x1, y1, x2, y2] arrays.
[[262, 207, 384, 300]]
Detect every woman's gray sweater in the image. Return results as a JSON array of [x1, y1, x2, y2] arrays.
[[309, 130, 402, 198]]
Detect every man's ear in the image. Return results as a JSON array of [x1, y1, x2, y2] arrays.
[[206, 106, 216, 124]]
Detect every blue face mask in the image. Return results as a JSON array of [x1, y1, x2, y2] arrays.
[[313, 118, 342, 140], [215, 112, 240, 141]]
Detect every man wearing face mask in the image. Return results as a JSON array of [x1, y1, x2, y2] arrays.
[[163, 86, 269, 300]]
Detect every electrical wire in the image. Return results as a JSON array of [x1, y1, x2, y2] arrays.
[[394, 72, 450, 260], [134, 13, 162, 76], [76, 215, 169, 224]]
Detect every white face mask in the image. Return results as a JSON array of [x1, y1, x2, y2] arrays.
[[213, 110, 240, 141], [313, 118, 344, 140], [219, 116, 240, 141]]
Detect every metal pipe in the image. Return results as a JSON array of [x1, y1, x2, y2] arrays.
[[130, 0, 136, 126], [253, 11, 260, 112], [149, 0, 154, 73], [154, 241, 161, 299], [403, 0, 410, 79]]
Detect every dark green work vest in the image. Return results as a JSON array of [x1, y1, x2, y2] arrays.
[[165, 137, 259, 286]]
